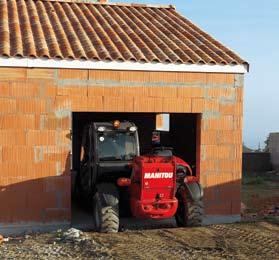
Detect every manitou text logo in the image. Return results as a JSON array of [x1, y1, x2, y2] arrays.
[[144, 172, 173, 179]]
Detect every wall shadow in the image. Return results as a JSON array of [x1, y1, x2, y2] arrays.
[[203, 179, 242, 216], [0, 153, 71, 224]]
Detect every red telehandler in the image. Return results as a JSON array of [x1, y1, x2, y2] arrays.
[[75, 120, 203, 233]]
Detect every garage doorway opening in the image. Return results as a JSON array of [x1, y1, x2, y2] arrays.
[[71, 112, 201, 229]]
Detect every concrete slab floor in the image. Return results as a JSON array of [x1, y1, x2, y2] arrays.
[[71, 202, 241, 231], [71, 202, 177, 231]]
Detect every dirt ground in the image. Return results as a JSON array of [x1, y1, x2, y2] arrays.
[[1, 173, 279, 260], [1, 220, 279, 260], [241, 172, 279, 219]]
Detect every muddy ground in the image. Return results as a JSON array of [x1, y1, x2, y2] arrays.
[[1, 173, 279, 260]]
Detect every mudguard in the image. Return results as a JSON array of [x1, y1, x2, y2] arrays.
[[95, 183, 119, 207], [184, 182, 203, 202]]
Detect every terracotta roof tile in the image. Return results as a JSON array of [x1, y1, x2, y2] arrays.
[[0, 0, 248, 66]]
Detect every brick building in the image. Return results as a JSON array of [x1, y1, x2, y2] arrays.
[[0, 0, 248, 234]]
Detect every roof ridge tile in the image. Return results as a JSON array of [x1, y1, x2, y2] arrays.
[[41, 0, 175, 9]]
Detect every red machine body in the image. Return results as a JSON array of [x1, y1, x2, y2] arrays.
[[129, 155, 179, 219]]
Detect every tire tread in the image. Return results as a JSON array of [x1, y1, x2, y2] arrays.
[[93, 185, 120, 233]]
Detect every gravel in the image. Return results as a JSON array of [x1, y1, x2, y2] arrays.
[[0, 228, 112, 260]]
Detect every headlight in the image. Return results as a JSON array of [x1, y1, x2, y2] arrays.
[[129, 126, 137, 132], [97, 126, 106, 132]]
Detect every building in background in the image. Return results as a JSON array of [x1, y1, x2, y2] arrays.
[[266, 133, 279, 170]]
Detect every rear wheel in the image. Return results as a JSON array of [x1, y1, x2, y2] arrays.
[[93, 184, 120, 233], [175, 190, 204, 227]]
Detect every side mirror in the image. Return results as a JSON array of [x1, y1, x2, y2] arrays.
[[176, 168, 187, 179]]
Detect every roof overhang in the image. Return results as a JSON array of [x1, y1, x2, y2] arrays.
[[0, 57, 248, 74]]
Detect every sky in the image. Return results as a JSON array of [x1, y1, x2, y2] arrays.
[[114, 0, 279, 149]]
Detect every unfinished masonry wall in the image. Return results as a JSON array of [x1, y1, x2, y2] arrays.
[[0, 68, 243, 228]]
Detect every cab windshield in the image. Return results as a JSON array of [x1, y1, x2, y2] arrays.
[[97, 131, 137, 161]]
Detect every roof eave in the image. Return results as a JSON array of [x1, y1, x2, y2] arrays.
[[0, 57, 248, 74]]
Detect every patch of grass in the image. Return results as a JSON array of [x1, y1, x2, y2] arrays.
[[242, 176, 264, 185], [264, 216, 279, 225]]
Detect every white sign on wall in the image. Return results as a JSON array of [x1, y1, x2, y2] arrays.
[[156, 114, 170, 132]]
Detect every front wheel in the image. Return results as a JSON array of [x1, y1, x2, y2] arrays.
[[175, 190, 204, 227], [93, 184, 120, 233]]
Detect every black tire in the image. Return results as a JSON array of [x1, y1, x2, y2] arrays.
[[93, 184, 119, 233], [175, 190, 204, 227]]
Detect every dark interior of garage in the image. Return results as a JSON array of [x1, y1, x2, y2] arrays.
[[72, 112, 200, 176]]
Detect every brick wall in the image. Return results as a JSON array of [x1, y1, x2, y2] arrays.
[[0, 68, 244, 225]]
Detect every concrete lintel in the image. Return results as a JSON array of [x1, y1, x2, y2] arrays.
[[57, 79, 235, 89], [203, 215, 241, 225], [0, 222, 70, 236]]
